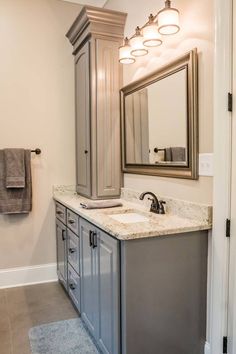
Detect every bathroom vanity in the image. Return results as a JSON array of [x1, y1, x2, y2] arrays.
[[54, 188, 211, 354]]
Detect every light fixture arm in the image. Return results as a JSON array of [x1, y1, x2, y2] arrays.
[[165, 0, 171, 8]]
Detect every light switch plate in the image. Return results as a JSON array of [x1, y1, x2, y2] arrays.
[[199, 153, 214, 176]]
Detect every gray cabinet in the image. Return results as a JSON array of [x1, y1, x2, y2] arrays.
[[56, 219, 67, 290], [66, 6, 127, 199], [80, 218, 120, 354], [55, 199, 208, 354]]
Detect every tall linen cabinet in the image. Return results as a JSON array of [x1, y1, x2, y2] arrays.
[[66, 6, 126, 199]]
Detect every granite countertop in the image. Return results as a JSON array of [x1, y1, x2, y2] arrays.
[[53, 187, 212, 241]]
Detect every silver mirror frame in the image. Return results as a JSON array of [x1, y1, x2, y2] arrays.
[[120, 48, 198, 179]]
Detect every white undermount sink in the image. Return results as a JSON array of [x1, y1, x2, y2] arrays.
[[108, 212, 149, 224]]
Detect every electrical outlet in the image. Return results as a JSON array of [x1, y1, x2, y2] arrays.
[[199, 153, 214, 176]]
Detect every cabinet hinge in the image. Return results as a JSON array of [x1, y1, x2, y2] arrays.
[[226, 219, 231, 237], [228, 92, 233, 112], [223, 336, 228, 353]]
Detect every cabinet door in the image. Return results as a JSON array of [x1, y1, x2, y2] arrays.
[[96, 38, 121, 197], [75, 42, 91, 197], [68, 229, 80, 275], [97, 230, 120, 354], [80, 219, 99, 339], [56, 219, 67, 289], [68, 264, 80, 313]]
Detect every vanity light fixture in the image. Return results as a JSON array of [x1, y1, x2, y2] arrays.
[[157, 0, 180, 35], [142, 14, 162, 47], [119, 1, 180, 64], [130, 27, 148, 57], [119, 37, 136, 64]]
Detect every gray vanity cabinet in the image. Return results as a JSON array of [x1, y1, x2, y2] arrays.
[[56, 219, 67, 290], [66, 6, 126, 199], [80, 218, 120, 354]]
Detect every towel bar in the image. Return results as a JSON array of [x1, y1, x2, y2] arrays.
[[31, 148, 41, 155]]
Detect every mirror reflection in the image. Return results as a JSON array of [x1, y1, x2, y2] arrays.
[[124, 67, 188, 166]]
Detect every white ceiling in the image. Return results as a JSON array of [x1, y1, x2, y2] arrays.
[[61, 0, 107, 7]]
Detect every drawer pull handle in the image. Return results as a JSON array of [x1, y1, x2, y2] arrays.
[[93, 231, 97, 248], [57, 211, 64, 216], [69, 248, 76, 254], [89, 230, 93, 247], [62, 230, 66, 241], [69, 283, 76, 290], [68, 219, 75, 225], [84, 150, 88, 154]]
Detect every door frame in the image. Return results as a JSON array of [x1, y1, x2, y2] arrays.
[[211, 0, 233, 352], [228, 0, 236, 352]]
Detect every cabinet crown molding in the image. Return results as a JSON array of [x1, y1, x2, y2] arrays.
[[66, 5, 127, 49]]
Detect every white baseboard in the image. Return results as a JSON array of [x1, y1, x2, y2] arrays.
[[205, 341, 211, 354], [0, 263, 57, 289]]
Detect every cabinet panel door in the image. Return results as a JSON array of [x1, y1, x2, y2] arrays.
[[80, 219, 99, 339], [98, 230, 120, 354], [75, 42, 91, 197], [68, 264, 80, 313], [56, 219, 67, 289], [96, 38, 121, 197], [68, 229, 80, 275]]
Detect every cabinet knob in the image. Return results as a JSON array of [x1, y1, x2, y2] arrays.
[[69, 247, 76, 254], [56, 210, 63, 216], [68, 219, 75, 225], [69, 283, 76, 290], [84, 150, 88, 154]]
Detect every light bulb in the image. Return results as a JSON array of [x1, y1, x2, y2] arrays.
[[157, 0, 180, 35], [142, 14, 162, 47], [130, 27, 148, 57], [119, 37, 135, 64]]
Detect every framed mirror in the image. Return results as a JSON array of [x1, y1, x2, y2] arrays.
[[120, 49, 198, 179]]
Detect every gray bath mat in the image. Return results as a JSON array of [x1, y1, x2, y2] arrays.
[[29, 318, 99, 354]]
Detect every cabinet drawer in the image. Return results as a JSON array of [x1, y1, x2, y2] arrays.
[[67, 209, 79, 234], [68, 229, 80, 274], [55, 202, 66, 224], [68, 264, 80, 313]]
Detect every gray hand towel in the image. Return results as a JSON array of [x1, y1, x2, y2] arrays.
[[0, 150, 32, 214], [4, 148, 25, 188], [80, 200, 123, 209], [171, 147, 186, 162]]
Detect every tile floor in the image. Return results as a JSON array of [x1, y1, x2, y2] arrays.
[[0, 282, 78, 354]]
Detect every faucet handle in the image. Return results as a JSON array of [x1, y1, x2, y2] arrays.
[[158, 200, 166, 214]]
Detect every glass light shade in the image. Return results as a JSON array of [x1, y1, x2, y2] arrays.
[[142, 15, 162, 47], [130, 27, 148, 57], [119, 38, 135, 64], [157, 0, 180, 35]]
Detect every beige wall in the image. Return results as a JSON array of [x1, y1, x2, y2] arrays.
[[0, 0, 81, 269], [105, 0, 214, 204]]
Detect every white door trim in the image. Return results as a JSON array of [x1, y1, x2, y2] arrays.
[[211, 0, 233, 352], [228, 1, 236, 352]]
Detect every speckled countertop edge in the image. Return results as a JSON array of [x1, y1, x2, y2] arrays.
[[53, 186, 212, 241]]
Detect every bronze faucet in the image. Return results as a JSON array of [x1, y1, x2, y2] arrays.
[[139, 191, 166, 214]]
